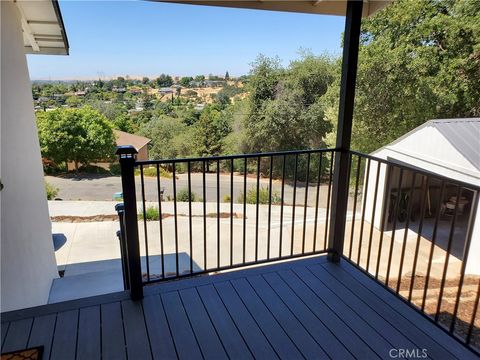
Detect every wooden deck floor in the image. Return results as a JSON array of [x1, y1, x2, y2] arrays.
[[1, 256, 478, 360]]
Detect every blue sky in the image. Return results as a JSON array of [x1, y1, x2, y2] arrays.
[[27, 1, 345, 80]]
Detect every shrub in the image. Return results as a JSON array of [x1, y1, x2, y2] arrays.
[[134, 166, 172, 178], [223, 194, 231, 202], [176, 188, 198, 202], [139, 206, 159, 221], [45, 181, 59, 200], [237, 186, 282, 205], [109, 163, 121, 175], [78, 164, 110, 174]]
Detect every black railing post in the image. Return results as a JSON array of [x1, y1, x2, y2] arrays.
[[115, 203, 130, 290], [116, 145, 143, 300], [328, 0, 363, 263]]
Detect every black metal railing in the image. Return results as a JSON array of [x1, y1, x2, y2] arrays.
[[129, 147, 335, 283], [116, 145, 479, 353], [342, 151, 480, 353]]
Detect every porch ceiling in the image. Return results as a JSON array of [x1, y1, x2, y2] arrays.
[[149, 0, 392, 17], [16, 0, 69, 55]]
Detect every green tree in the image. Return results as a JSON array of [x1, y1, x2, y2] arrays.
[[37, 107, 116, 172], [245, 54, 333, 153], [138, 116, 194, 160], [180, 76, 193, 87], [142, 76, 150, 85], [194, 105, 231, 158], [340, 0, 480, 153], [155, 74, 173, 87]]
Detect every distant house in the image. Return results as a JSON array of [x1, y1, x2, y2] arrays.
[[112, 87, 127, 93], [67, 130, 151, 170], [128, 87, 143, 95], [159, 87, 174, 94], [114, 130, 151, 161], [194, 103, 205, 111]]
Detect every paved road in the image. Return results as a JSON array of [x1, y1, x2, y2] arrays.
[[46, 173, 342, 208]]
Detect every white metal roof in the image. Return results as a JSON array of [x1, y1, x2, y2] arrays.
[[149, 0, 392, 17], [372, 118, 480, 185], [16, 0, 69, 55]]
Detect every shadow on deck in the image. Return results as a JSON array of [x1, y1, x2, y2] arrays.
[[1, 255, 478, 360]]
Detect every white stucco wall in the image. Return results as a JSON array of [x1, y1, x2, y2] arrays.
[[363, 124, 480, 275], [1, 1, 58, 312]]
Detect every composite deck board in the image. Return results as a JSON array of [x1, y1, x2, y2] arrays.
[[330, 260, 479, 360], [308, 264, 421, 353], [294, 267, 394, 358], [1, 318, 32, 353], [76, 306, 101, 360], [262, 272, 355, 360], [277, 268, 380, 359], [121, 300, 152, 360], [179, 287, 229, 360], [142, 295, 177, 360], [101, 302, 126, 360], [317, 263, 453, 360], [196, 284, 257, 360], [50, 309, 78, 360], [27, 314, 56, 360], [230, 278, 304, 359], [1, 255, 478, 360], [161, 291, 203, 360], [212, 281, 280, 359], [247, 275, 329, 359]]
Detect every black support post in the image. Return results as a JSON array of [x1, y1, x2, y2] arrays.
[[328, 0, 363, 263], [116, 145, 143, 300]]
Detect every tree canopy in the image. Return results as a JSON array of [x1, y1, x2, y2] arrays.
[[37, 107, 116, 171], [342, 0, 480, 152]]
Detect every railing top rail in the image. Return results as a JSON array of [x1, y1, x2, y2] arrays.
[[136, 147, 337, 165], [350, 150, 480, 192]]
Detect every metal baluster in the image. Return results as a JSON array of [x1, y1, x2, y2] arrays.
[[366, 161, 381, 273], [302, 153, 311, 254], [279, 155, 286, 258], [324, 152, 334, 249], [385, 168, 404, 287], [230, 158, 234, 266], [395, 172, 417, 293], [408, 176, 430, 302], [203, 161, 207, 271], [255, 157, 260, 262], [156, 164, 165, 279], [140, 165, 150, 282], [267, 156, 273, 260], [466, 280, 480, 345], [356, 158, 371, 265], [313, 152, 323, 252], [188, 161, 193, 274], [375, 164, 392, 280], [172, 163, 179, 277], [243, 157, 247, 264], [450, 191, 479, 333], [291, 154, 298, 256], [420, 180, 446, 310], [217, 159, 220, 269], [348, 154, 360, 259], [435, 186, 463, 322]]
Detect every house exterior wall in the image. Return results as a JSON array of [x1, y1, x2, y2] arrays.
[[362, 125, 480, 275], [137, 145, 149, 161], [1, 1, 58, 312]]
